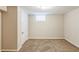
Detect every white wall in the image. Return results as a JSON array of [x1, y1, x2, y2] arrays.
[[29, 14, 64, 39], [17, 7, 28, 50], [21, 8, 28, 45], [64, 8, 79, 47]]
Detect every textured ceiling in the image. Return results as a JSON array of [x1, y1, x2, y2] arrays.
[[22, 6, 79, 14]]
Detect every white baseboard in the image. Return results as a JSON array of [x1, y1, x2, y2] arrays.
[[17, 44, 22, 51], [17, 43, 24, 51], [65, 37, 79, 48], [17, 39, 28, 51], [29, 37, 64, 39], [2, 49, 17, 52]]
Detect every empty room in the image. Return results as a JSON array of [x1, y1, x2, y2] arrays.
[[0, 6, 79, 52]]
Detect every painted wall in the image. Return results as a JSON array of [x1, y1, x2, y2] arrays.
[[29, 15, 64, 39], [17, 7, 28, 50], [64, 8, 79, 47], [21, 8, 28, 44], [0, 12, 1, 51], [0, 6, 7, 11], [2, 6, 29, 51], [2, 6, 17, 50], [0, 7, 7, 51]]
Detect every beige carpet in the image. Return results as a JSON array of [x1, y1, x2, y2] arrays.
[[19, 39, 79, 52]]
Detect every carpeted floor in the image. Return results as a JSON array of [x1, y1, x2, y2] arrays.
[[19, 39, 79, 52]]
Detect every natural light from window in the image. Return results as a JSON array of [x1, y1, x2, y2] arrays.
[[36, 15, 46, 22]]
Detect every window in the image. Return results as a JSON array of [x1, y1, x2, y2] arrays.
[[36, 15, 46, 22]]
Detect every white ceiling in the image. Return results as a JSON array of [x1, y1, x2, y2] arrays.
[[22, 6, 79, 14]]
